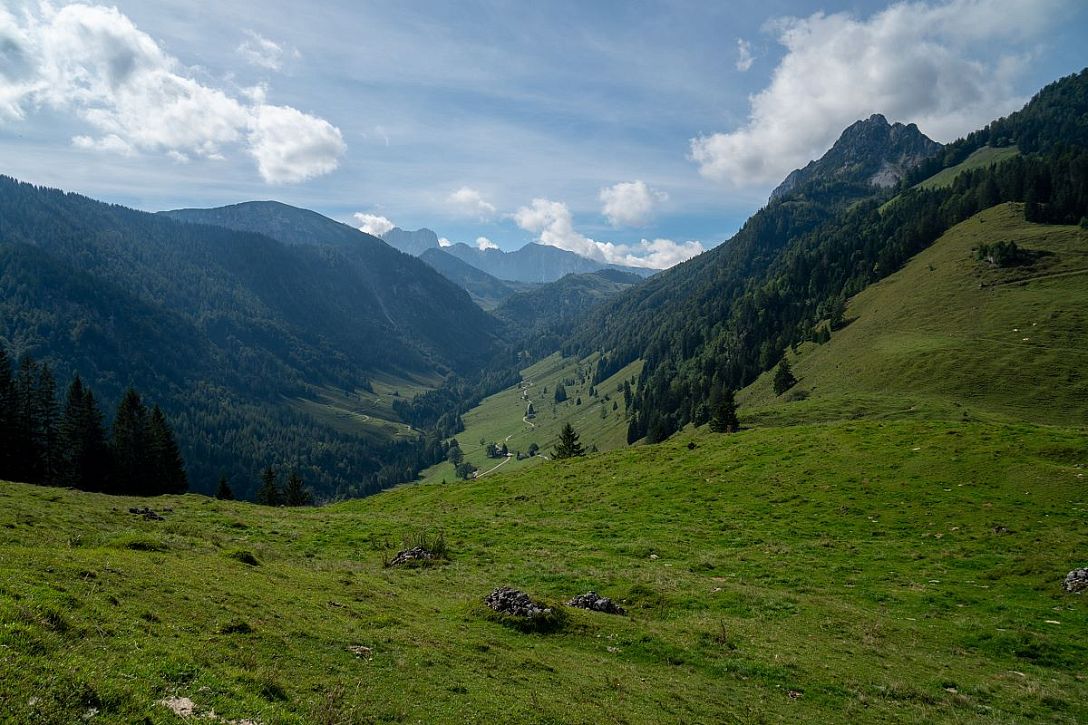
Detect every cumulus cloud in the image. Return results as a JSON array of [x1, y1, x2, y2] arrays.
[[0, 3, 344, 183], [475, 236, 498, 251], [237, 30, 296, 71], [438, 237, 453, 247], [249, 103, 345, 183], [735, 38, 754, 72], [599, 180, 667, 227], [691, 0, 1064, 186], [514, 198, 703, 269], [354, 213, 395, 236], [448, 186, 497, 219]]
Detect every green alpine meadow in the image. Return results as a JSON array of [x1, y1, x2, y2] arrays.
[[1, 2, 1086, 723]]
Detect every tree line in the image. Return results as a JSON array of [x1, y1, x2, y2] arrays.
[[0, 350, 187, 495]]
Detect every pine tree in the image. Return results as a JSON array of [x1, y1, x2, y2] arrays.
[[773, 359, 798, 396], [447, 444, 464, 466], [12, 356, 40, 483], [111, 388, 149, 494], [283, 471, 312, 506], [147, 405, 187, 494], [709, 389, 739, 433], [215, 474, 235, 500], [554, 384, 568, 403], [0, 347, 16, 480], [34, 364, 59, 485], [552, 423, 585, 459], [256, 466, 281, 505]]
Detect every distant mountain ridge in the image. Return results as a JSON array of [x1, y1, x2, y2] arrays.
[[443, 241, 655, 284], [382, 227, 441, 256], [419, 247, 517, 309], [770, 114, 942, 201]]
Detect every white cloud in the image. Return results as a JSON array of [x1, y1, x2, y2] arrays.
[[514, 198, 702, 269], [438, 237, 453, 247], [735, 38, 754, 72], [354, 213, 395, 236], [248, 104, 345, 184], [237, 30, 296, 71], [691, 0, 1064, 186], [599, 180, 667, 227], [448, 186, 497, 219], [475, 236, 498, 251], [599, 238, 705, 269], [0, 4, 344, 184]]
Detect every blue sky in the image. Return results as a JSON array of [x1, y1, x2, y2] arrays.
[[1, 1, 1085, 267]]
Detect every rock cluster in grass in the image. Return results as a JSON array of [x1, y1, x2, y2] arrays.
[[388, 546, 438, 567], [485, 587, 552, 618], [568, 591, 626, 615], [1064, 568, 1088, 593], [128, 506, 164, 521]]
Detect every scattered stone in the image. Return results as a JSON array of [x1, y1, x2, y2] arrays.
[[788, 690, 803, 699], [128, 506, 164, 521], [388, 546, 438, 567], [991, 525, 1011, 534], [1063, 568, 1088, 593], [348, 645, 373, 659], [649, 553, 659, 560], [159, 696, 197, 717], [568, 591, 626, 615], [484, 587, 552, 618]]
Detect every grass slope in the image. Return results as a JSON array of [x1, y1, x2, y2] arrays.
[[741, 203, 1088, 426], [417, 353, 640, 484], [916, 146, 1021, 190], [288, 373, 436, 443], [2, 417, 1086, 723]]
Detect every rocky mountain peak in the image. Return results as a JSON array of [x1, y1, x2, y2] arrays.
[[770, 114, 942, 201]]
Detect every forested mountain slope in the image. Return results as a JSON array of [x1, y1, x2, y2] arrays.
[[0, 181, 496, 498], [566, 69, 1088, 443], [161, 201, 500, 373], [419, 247, 517, 310], [495, 269, 643, 356]]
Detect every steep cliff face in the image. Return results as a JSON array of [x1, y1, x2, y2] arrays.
[[770, 114, 942, 201]]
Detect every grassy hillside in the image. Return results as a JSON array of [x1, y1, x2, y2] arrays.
[[916, 146, 1020, 190], [417, 353, 640, 484], [741, 203, 1088, 426], [2, 415, 1086, 723]]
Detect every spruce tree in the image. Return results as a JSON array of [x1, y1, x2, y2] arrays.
[[0, 347, 15, 480], [552, 423, 585, 459], [773, 359, 798, 396], [709, 389, 739, 433], [215, 474, 235, 501], [256, 466, 281, 505], [147, 405, 187, 494], [111, 388, 149, 494], [80, 390, 112, 491], [12, 356, 40, 483], [59, 376, 88, 487], [284, 471, 312, 506]]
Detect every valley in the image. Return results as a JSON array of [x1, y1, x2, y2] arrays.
[[0, 12, 1085, 721]]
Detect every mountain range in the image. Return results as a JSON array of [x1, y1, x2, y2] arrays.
[[382, 226, 656, 284]]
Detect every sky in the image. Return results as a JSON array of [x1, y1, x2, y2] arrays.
[[0, 0, 1085, 268]]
